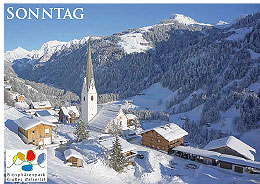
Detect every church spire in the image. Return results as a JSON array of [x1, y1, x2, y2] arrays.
[[85, 38, 94, 91]]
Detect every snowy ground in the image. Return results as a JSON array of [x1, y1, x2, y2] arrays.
[[118, 32, 153, 54], [4, 99, 260, 184], [122, 83, 178, 111]]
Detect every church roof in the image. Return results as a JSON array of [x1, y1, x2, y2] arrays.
[[88, 104, 122, 131], [85, 38, 95, 91]]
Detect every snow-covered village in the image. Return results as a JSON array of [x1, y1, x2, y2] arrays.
[[3, 4, 260, 184]]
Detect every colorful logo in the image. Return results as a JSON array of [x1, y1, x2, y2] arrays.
[[7, 150, 46, 171]]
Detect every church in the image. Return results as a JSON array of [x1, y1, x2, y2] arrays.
[[81, 39, 128, 134]]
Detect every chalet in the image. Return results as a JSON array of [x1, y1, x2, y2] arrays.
[[31, 101, 52, 110], [126, 114, 138, 127], [15, 116, 55, 145], [35, 110, 58, 124], [88, 104, 128, 134], [141, 123, 188, 152], [16, 95, 25, 102], [98, 136, 137, 160], [59, 106, 80, 123], [64, 149, 83, 167], [204, 136, 256, 161]]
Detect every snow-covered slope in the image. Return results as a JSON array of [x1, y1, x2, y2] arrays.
[[123, 83, 178, 111], [118, 33, 153, 54]]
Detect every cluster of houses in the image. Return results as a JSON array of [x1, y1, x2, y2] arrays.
[[15, 100, 80, 146], [138, 123, 260, 174]]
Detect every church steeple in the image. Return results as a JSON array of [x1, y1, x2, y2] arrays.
[[81, 37, 98, 123], [85, 39, 95, 91]]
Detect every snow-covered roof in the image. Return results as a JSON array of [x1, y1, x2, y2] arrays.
[[40, 116, 58, 123], [64, 149, 83, 160], [88, 105, 122, 131], [141, 123, 188, 142], [60, 106, 80, 118], [204, 136, 256, 161], [31, 101, 52, 109], [4, 106, 26, 122], [173, 146, 221, 160], [15, 116, 55, 130], [126, 114, 137, 120], [173, 146, 260, 169], [98, 136, 136, 153]]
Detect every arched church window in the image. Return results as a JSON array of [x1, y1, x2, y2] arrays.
[[91, 96, 94, 101]]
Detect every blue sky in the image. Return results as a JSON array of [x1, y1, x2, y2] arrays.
[[4, 4, 260, 51]]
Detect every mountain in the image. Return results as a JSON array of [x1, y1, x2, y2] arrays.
[[5, 37, 91, 63], [5, 12, 260, 140], [4, 47, 31, 62], [216, 20, 230, 25], [169, 14, 212, 26]]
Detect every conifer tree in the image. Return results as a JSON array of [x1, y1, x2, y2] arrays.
[[74, 120, 89, 142], [108, 136, 129, 173]]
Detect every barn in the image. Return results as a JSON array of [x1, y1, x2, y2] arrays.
[[15, 115, 55, 145], [204, 136, 256, 160], [141, 123, 188, 152], [64, 149, 83, 167]]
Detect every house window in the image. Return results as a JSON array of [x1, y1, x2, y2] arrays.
[[150, 132, 153, 136], [32, 130, 35, 134], [91, 96, 94, 101], [84, 96, 85, 101], [157, 146, 160, 150], [157, 139, 161, 143], [162, 147, 164, 150], [45, 128, 49, 134]]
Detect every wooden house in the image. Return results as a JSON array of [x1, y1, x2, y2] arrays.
[[35, 110, 58, 124], [141, 123, 188, 152], [31, 101, 52, 110], [16, 95, 25, 102], [64, 149, 83, 167], [15, 116, 55, 145], [204, 136, 256, 161], [59, 106, 80, 123]]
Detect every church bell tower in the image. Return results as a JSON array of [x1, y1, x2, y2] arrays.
[[81, 39, 97, 123]]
